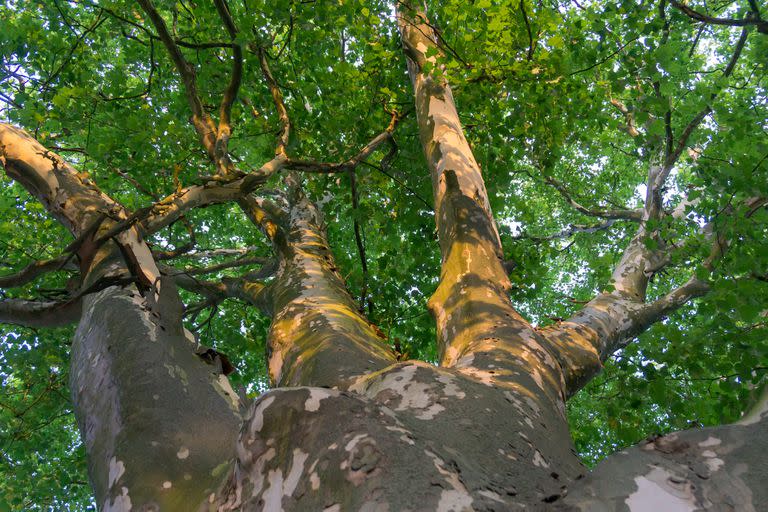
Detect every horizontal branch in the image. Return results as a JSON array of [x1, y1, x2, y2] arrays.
[[163, 256, 270, 277], [285, 131, 396, 174], [545, 176, 643, 220], [513, 219, 617, 243], [163, 264, 271, 315], [158, 246, 260, 260], [0, 297, 82, 328], [670, 0, 768, 34], [140, 155, 287, 235]]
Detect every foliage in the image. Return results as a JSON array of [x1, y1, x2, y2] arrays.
[[0, 0, 766, 509]]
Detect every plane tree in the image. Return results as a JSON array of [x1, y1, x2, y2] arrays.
[[0, 0, 766, 509]]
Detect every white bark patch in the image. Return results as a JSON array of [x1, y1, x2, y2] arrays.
[[123, 293, 159, 342], [424, 450, 474, 512], [436, 374, 466, 399], [457, 367, 495, 387], [704, 457, 725, 472], [268, 348, 284, 384], [162, 481, 172, 489], [625, 467, 697, 512], [176, 447, 189, 459], [698, 436, 722, 448], [116, 228, 162, 300], [437, 490, 474, 512], [283, 448, 309, 498], [250, 395, 276, 434], [262, 469, 284, 511], [386, 425, 417, 445], [323, 506, 341, 512], [304, 388, 335, 412], [163, 363, 189, 387], [360, 501, 390, 512], [345, 433, 369, 452], [478, 489, 504, 503], [310, 472, 320, 491], [532, 450, 549, 468], [530, 369, 544, 391], [214, 374, 241, 411], [360, 364, 446, 419], [103, 487, 132, 512], [108, 457, 125, 489], [242, 446, 275, 501]]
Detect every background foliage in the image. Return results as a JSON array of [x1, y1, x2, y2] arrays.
[[1, 0, 766, 509]]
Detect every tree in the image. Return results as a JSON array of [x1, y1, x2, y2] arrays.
[[0, 0, 766, 509]]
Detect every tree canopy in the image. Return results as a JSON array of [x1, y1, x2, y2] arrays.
[[0, 0, 766, 509]]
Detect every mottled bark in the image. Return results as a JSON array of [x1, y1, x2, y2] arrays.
[[397, 9, 571, 417], [216, 359, 586, 510], [241, 186, 397, 389], [0, 124, 241, 511], [538, 277, 710, 395], [559, 392, 768, 511], [537, 158, 713, 396]]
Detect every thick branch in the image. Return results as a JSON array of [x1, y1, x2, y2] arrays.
[[0, 297, 82, 328], [539, 277, 710, 395], [670, 0, 768, 34], [139, 156, 286, 235], [0, 124, 161, 294], [213, 0, 243, 174], [241, 182, 396, 388], [257, 47, 291, 156]]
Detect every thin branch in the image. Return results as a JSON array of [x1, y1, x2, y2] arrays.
[[569, 38, 639, 76], [664, 24, 750, 169], [136, 0, 218, 159], [0, 213, 105, 288], [519, 0, 536, 61], [512, 219, 618, 242], [256, 46, 291, 156], [286, 130, 396, 173], [348, 168, 373, 315], [286, 110, 403, 174], [544, 176, 643, 220], [151, 218, 196, 260], [213, 0, 243, 174], [98, 38, 156, 102]]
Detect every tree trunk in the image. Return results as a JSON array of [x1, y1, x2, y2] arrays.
[[2, 3, 766, 508]]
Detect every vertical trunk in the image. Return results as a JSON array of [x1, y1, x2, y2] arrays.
[[397, 2, 576, 444], [397, 10, 569, 413], [241, 188, 397, 390]]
